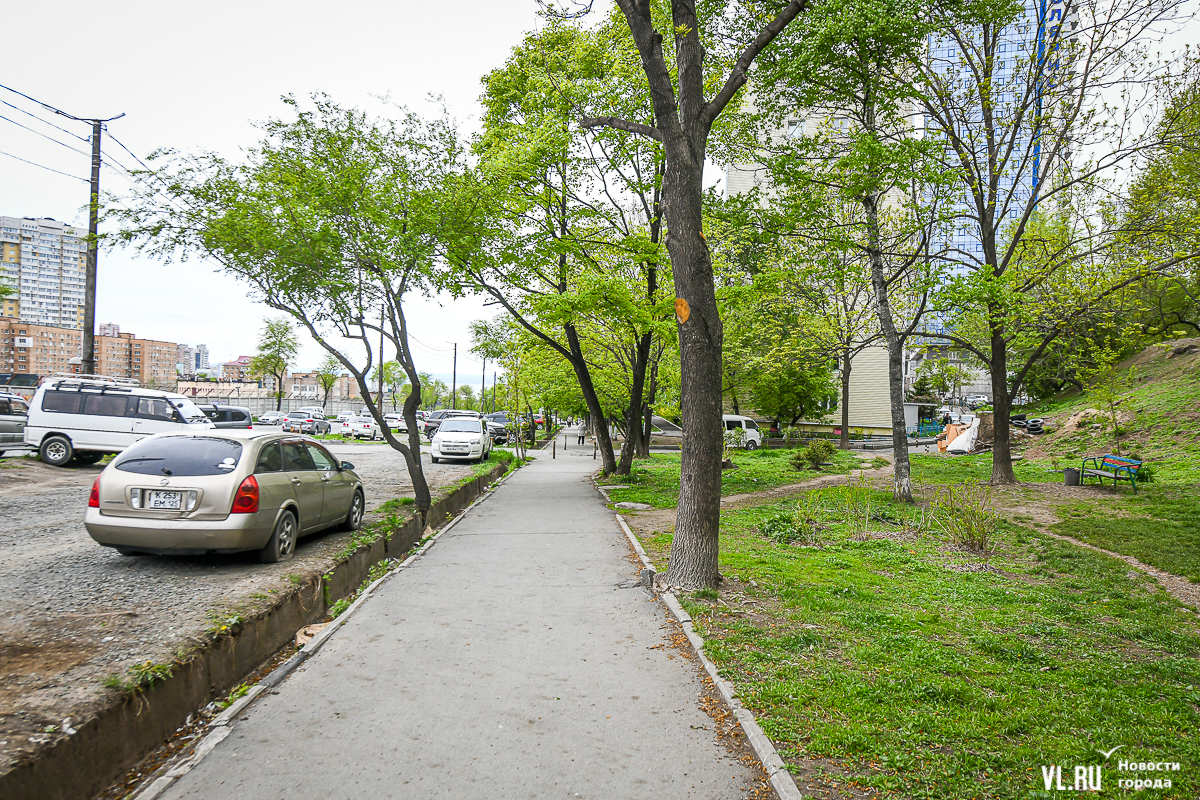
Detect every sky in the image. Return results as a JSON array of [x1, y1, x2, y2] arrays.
[[0, 0, 570, 391]]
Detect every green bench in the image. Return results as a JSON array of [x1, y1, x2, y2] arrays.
[[1081, 454, 1144, 492]]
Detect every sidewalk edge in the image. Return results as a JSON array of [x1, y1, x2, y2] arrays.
[[613, 511, 803, 800]]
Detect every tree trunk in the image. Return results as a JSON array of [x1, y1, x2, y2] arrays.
[[863, 193, 913, 503], [839, 349, 852, 450], [616, 331, 653, 476], [662, 142, 723, 590], [564, 324, 618, 474], [989, 328, 1017, 484]]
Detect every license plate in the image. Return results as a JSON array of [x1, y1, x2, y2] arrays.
[[147, 490, 182, 510]]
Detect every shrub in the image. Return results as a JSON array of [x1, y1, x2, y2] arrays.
[[759, 496, 823, 546], [793, 439, 836, 471], [931, 484, 998, 555]]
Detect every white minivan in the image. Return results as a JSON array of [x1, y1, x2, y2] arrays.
[[24, 375, 215, 466], [723, 414, 763, 450]]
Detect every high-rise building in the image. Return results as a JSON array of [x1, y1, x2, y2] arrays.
[[194, 343, 210, 371], [0, 217, 87, 329], [98, 322, 121, 337]]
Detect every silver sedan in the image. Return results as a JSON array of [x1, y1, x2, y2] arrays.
[[84, 431, 365, 562]]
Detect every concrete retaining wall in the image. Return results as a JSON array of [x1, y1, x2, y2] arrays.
[[1, 462, 508, 800]]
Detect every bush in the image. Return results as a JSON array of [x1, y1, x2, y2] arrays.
[[931, 484, 998, 555], [758, 500, 822, 546], [793, 439, 836, 471]]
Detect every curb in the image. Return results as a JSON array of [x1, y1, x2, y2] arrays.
[[612, 510, 803, 800], [128, 461, 522, 800]]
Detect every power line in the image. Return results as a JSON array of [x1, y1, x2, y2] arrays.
[[0, 148, 87, 182], [0, 98, 89, 142], [0, 112, 92, 157], [104, 130, 154, 174]]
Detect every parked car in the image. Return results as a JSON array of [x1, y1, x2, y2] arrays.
[[1, 392, 31, 449], [258, 411, 286, 426], [335, 412, 353, 424], [198, 404, 253, 430], [84, 431, 365, 561], [483, 412, 509, 444], [24, 375, 215, 467], [423, 409, 480, 438], [431, 418, 492, 463], [339, 416, 379, 440], [382, 413, 406, 433], [722, 415, 763, 450], [281, 410, 331, 435]]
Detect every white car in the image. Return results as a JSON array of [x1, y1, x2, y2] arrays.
[[382, 413, 406, 433], [431, 418, 492, 463], [257, 411, 286, 426], [339, 416, 379, 440], [722, 415, 763, 450], [24, 374, 215, 466], [335, 412, 353, 424]]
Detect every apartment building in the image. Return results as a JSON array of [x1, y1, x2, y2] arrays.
[[0, 217, 87, 329], [220, 355, 254, 381], [0, 314, 179, 387]]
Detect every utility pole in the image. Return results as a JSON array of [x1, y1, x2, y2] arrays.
[[492, 371, 497, 415], [377, 304, 384, 407], [75, 113, 123, 374], [451, 343, 457, 410], [480, 357, 486, 414]]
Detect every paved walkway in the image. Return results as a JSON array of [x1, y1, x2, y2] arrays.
[[161, 435, 758, 799]]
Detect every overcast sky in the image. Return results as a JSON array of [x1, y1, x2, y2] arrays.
[[0, 0, 576, 390]]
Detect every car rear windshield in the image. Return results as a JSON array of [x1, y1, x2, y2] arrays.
[[113, 437, 244, 476], [439, 420, 482, 433]]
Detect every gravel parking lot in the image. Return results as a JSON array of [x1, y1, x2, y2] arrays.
[[0, 438, 476, 775]]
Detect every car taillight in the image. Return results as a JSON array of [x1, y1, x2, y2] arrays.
[[88, 476, 100, 508], [231, 475, 260, 514]]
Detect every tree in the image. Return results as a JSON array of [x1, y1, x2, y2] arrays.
[[0, 279, 13, 301], [579, 0, 809, 589], [418, 372, 447, 410], [114, 96, 468, 520], [370, 361, 407, 411], [910, 0, 1199, 483], [247, 318, 298, 411], [315, 353, 342, 410], [749, 0, 950, 502], [461, 20, 676, 478], [915, 355, 974, 404]]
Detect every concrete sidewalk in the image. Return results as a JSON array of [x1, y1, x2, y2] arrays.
[[160, 437, 761, 799]]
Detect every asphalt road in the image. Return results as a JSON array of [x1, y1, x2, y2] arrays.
[[159, 442, 761, 800], [0, 436, 475, 776]]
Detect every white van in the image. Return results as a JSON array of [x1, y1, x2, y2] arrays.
[[24, 374, 215, 466], [723, 414, 763, 450]]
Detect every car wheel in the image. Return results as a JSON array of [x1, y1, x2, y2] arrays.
[[339, 490, 365, 532], [431, 456, 440, 464], [40, 435, 73, 467], [745, 440, 759, 451], [259, 511, 298, 564]]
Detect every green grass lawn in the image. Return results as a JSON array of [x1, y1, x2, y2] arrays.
[[1053, 484, 1200, 583], [597, 448, 862, 508], [910, 453, 1063, 485], [639, 486, 1200, 799]]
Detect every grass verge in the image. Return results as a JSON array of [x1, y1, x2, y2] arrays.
[[637, 483, 1200, 799], [598, 448, 862, 509]]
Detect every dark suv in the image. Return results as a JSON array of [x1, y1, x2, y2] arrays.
[[198, 404, 253, 429]]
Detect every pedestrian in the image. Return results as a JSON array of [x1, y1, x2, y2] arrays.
[[577, 426, 586, 446]]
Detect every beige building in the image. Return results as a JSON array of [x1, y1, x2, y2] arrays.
[[0, 217, 86, 329], [0, 314, 179, 388]]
